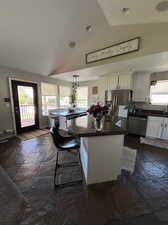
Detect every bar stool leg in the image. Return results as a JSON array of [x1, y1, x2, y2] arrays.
[[54, 148, 83, 189], [54, 150, 59, 189]]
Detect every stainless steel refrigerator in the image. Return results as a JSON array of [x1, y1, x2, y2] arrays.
[[105, 89, 132, 116]]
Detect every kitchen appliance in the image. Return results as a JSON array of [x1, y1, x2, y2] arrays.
[[105, 89, 132, 116], [128, 116, 147, 136]]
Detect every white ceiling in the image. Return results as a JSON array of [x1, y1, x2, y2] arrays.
[[97, 0, 168, 26], [53, 52, 168, 82], [0, 0, 168, 76], [0, 0, 107, 75]]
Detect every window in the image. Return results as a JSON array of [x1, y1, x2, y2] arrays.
[[76, 86, 88, 108], [150, 80, 168, 105], [41, 83, 58, 115], [59, 86, 71, 108]]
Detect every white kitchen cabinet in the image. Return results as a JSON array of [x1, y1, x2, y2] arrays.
[[104, 74, 118, 90], [146, 116, 168, 140], [146, 116, 163, 139], [161, 118, 168, 140], [118, 73, 133, 90], [133, 73, 150, 102], [104, 73, 132, 90]]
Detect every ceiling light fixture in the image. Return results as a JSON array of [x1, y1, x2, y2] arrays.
[[68, 41, 76, 48], [85, 25, 92, 32], [121, 7, 130, 14], [72, 75, 79, 90], [156, 1, 168, 12], [71, 75, 79, 104]]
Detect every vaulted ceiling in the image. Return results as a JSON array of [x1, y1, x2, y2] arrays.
[[0, 0, 107, 75], [0, 0, 168, 78]]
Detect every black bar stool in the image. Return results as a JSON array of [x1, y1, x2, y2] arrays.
[[50, 125, 82, 188]]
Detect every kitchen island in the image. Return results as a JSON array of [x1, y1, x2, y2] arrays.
[[67, 115, 127, 185]]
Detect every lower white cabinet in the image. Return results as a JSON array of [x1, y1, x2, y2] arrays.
[[162, 118, 168, 140], [146, 116, 168, 140]]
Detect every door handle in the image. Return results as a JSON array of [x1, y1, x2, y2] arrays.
[[15, 107, 19, 113]]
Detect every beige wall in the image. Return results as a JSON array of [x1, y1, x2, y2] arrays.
[[0, 66, 71, 133], [80, 79, 106, 106]]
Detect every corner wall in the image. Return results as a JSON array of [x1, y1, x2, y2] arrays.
[[0, 66, 71, 133]]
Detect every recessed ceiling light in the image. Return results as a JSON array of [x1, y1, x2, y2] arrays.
[[156, 1, 168, 12], [121, 7, 130, 14], [85, 25, 92, 32], [68, 41, 76, 48]]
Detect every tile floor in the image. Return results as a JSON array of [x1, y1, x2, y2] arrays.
[[0, 134, 168, 225]]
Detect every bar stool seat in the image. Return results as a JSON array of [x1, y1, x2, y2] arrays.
[[50, 126, 82, 188]]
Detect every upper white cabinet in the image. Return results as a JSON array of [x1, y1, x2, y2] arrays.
[[104, 74, 118, 90], [118, 73, 133, 90], [133, 73, 151, 102], [146, 116, 168, 140], [104, 72, 133, 90]]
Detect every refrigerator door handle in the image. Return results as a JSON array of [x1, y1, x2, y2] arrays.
[[114, 96, 117, 111], [115, 96, 118, 115], [114, 95, 117, 114], [112, 96, 115, 113]]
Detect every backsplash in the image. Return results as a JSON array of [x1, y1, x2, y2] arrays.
[[134, 102, 166, 111]]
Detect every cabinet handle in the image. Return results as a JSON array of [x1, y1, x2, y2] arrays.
[[165, 124, 167, 127], [161, 124, 163, 127]]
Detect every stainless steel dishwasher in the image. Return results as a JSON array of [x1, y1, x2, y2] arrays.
[[128, 116, 147, 136]]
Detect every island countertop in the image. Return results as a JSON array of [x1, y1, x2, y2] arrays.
[[67, 115, 127, 137]]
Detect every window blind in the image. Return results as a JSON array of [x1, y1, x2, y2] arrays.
[[41, 83, 58, 96], [59, 86, 71, 97], [150, 80, 168, 104]]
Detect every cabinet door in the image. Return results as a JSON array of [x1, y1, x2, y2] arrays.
[[105, 75, 118, 90], [133, 90, 148, 102], [146, 116, 163, 138], [133, 73, 150, 102], [161, 118, 168, 140], [119, 73, 132, 89]]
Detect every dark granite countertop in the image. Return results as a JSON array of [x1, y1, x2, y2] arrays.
[[67, 115, 127, 137], [129, 109, 168, 118]]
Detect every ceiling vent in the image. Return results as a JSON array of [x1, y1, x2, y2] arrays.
[[68, 41, 76, 48]]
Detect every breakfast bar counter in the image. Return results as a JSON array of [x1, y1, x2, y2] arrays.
[[67, 115, 127, 137], [67, 115, 127, 185]]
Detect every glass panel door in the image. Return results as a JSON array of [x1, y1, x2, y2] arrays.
[[17, 86, 35, 128], [11, 80, 39, 134]]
